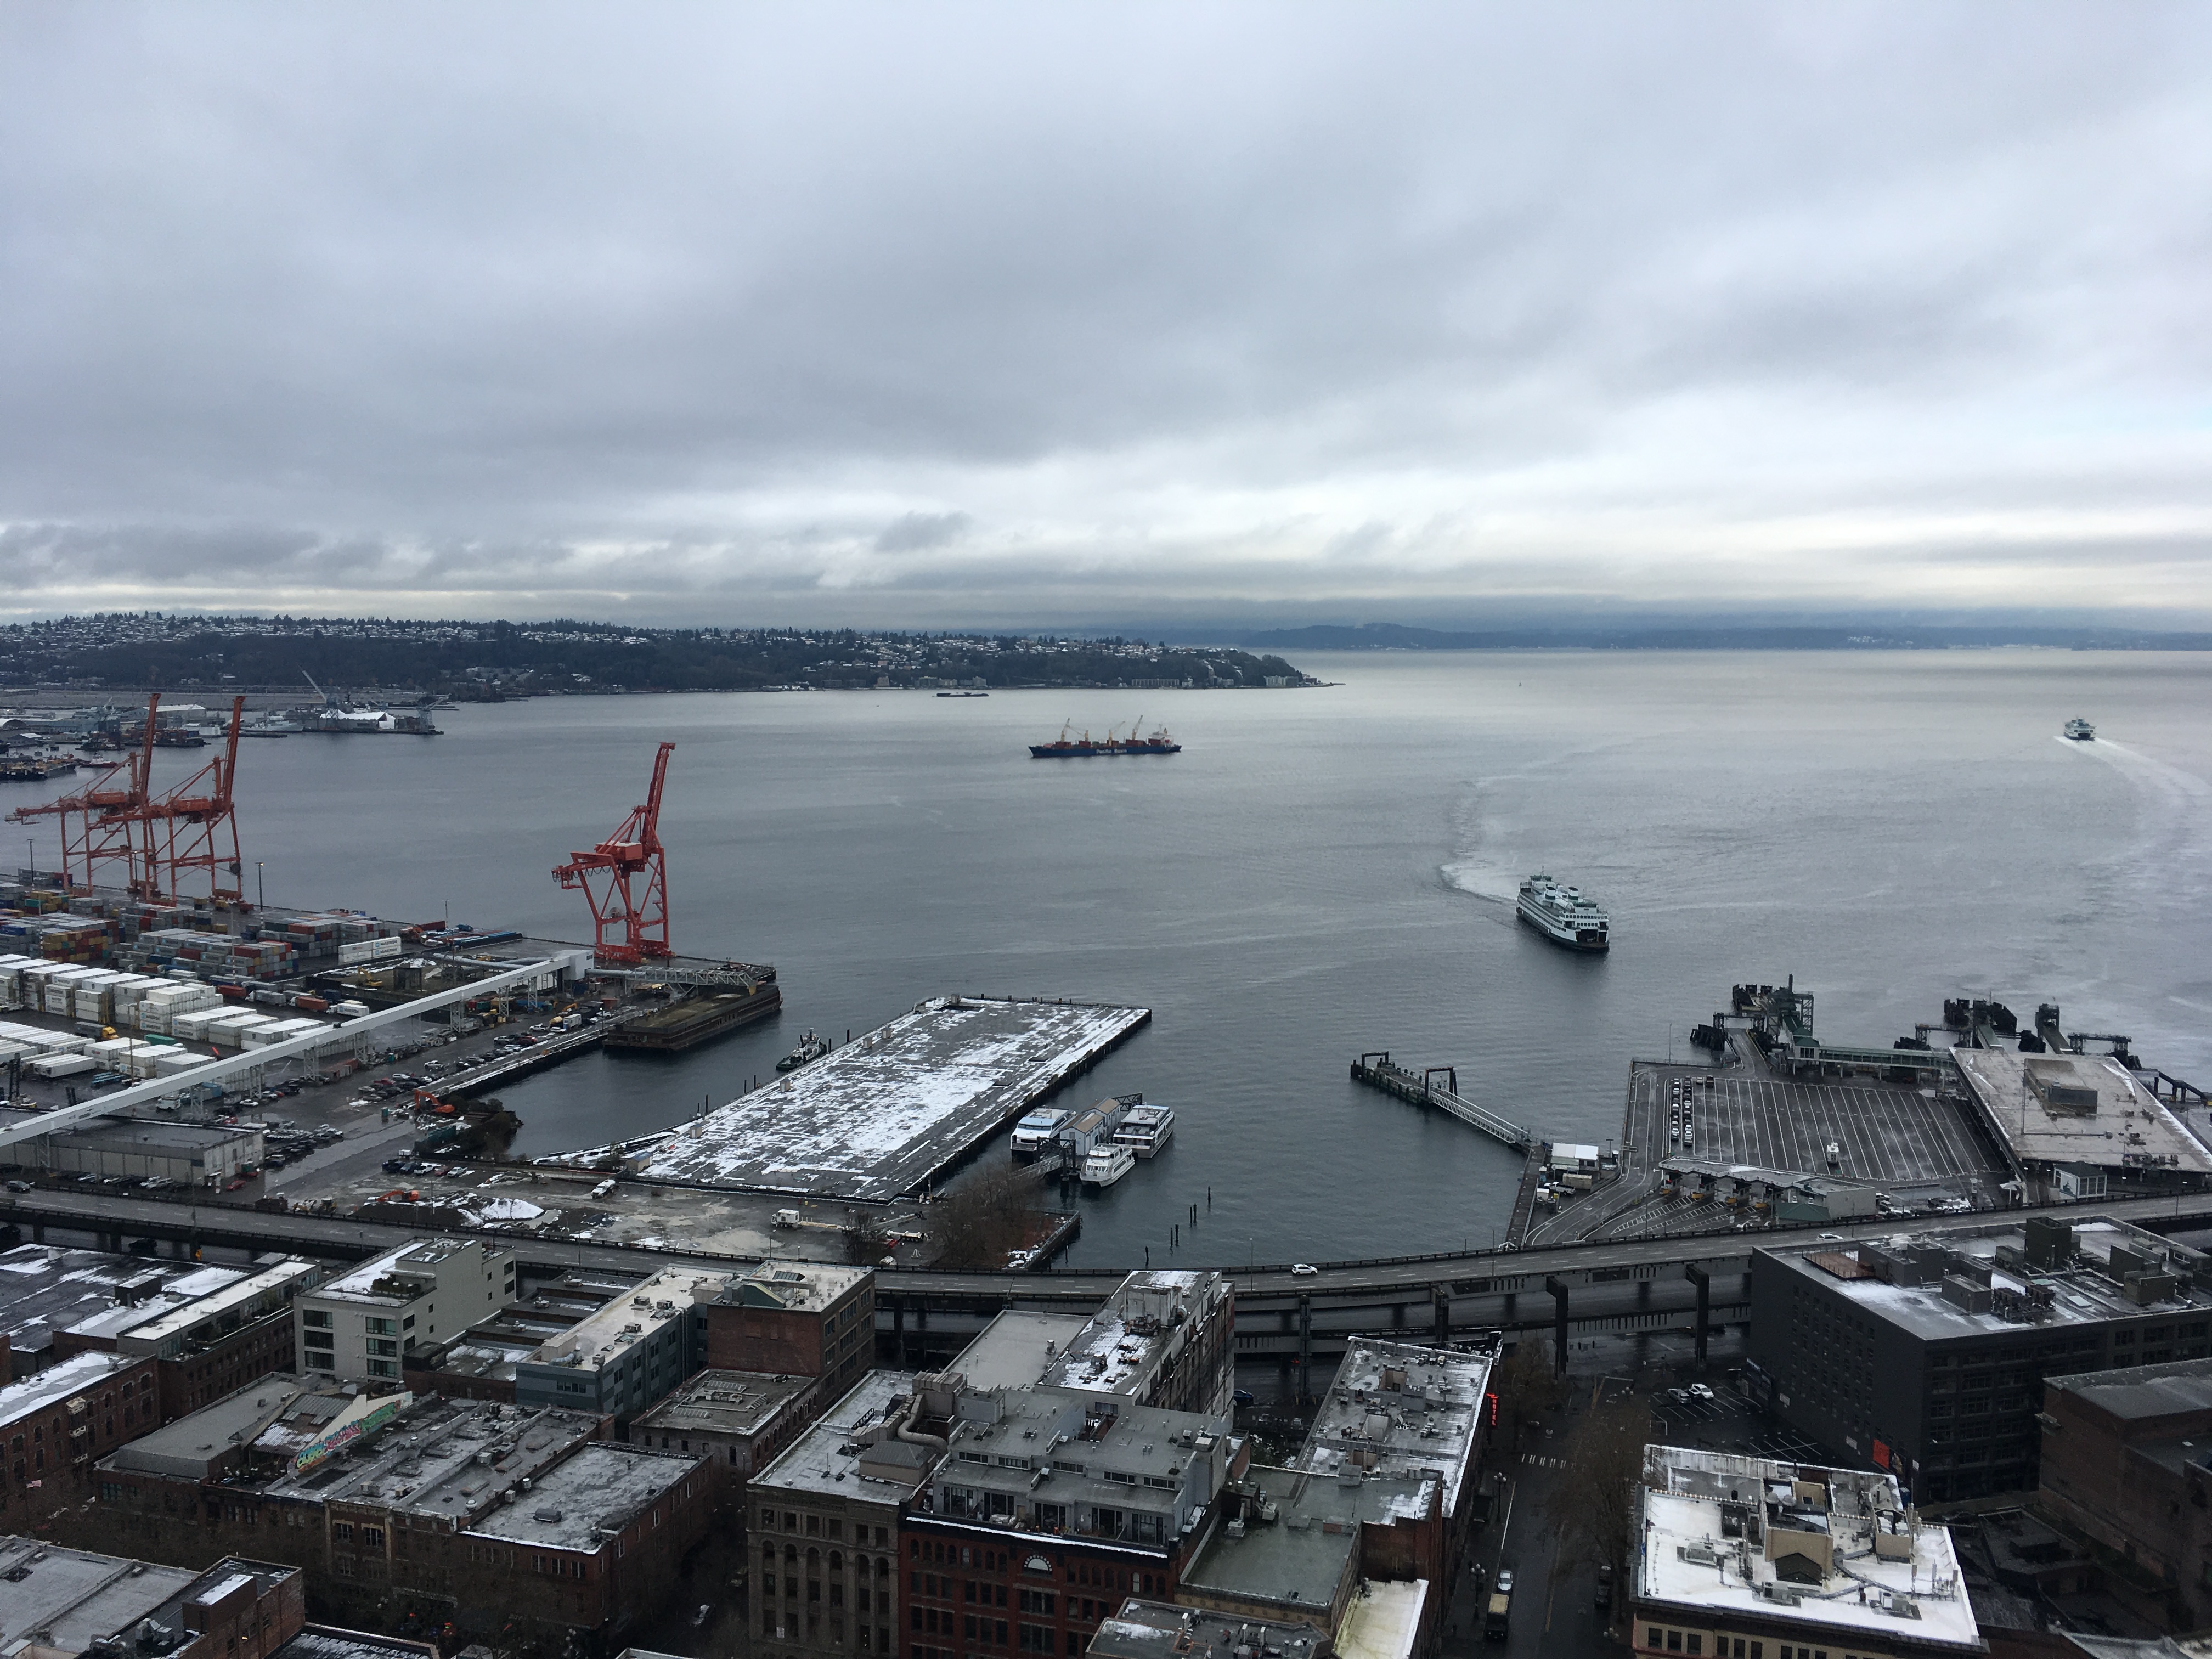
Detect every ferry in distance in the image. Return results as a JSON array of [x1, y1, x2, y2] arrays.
[[1517, 873, 1610, 952], [1029, 719, 1182, 758], [2063, 718, 2095, 741]]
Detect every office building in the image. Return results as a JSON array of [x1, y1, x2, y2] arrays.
[[292, 1238, 514, 1381], [1038, 1272, 1237, 1419], [1633, 1445, 1984, 1659], [0, 1535, 306, 1659], [512, 1263, 725, 1422], [1748, 1219, 2212, 1500]]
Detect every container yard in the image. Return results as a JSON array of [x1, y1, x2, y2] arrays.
[[625, 995, 1151, 1200]]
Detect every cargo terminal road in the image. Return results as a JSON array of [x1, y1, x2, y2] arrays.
[[12, 1186, 2212, 1363]]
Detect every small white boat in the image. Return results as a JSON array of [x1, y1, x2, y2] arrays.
[[1079, 1143, 1136, 1188], [2063, 718, 2095, 741]]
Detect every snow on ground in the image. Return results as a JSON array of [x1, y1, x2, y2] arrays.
[[639, 996, 1148, 1200]]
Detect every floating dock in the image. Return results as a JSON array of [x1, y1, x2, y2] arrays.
[[634, 995, 1150, 1201]]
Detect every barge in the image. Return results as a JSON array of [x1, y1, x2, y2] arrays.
[[603, 973, 782, 1053]]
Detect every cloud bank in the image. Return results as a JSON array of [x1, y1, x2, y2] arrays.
[[2, 3, 2209, 624]]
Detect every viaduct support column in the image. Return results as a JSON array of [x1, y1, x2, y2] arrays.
[[1686, 1265, 1711, 1368], [1545, 1276, 1569, 1375]]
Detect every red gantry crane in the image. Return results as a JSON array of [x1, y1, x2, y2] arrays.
[[7, 692, 162, 894], [138, 696, 249, 904], [554, 741, 675, 966]]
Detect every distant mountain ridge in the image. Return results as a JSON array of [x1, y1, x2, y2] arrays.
[[1232, 621, 2212, 651]]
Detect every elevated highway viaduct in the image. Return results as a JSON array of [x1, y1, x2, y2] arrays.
[[10, 1189, 2212, 1372]]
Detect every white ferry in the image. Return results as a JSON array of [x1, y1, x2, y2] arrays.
[[1079, 1143, 1137, 1188], [1009, 1107, 1073, 1160], [1516, 873, 1610, 952], [2063, 718, 2096, 742], [1110, 1103, 1176, 1158]]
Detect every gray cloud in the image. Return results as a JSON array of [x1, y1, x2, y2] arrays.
[[1, 3, 2209, 623]]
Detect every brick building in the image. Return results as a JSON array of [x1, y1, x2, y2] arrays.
[[627, 1368, 820, 1511], [2038, 1357, 2212, 1630], [706, 1262, 876, 1401], [0, 1349, 160, 1527], [55, 1258, 323, 1420], [903, 1384, 1235, 1659], [0, 1535, 307, 1659], [753, 1369, 932, 1659], [94, 1379, 707, 1642]]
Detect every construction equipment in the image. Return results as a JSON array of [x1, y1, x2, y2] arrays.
[[554, 741, 675, 966], [8, 693, 162, 893], [138, 696, 248, 904]]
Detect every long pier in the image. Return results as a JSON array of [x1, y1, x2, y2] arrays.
[[1351, 1051, 1532, 1149]]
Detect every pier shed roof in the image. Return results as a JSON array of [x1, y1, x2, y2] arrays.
[[1954, 1046, 2212, 1175], [635, 996, 1149, 1201]]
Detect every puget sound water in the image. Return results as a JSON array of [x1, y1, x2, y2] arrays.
[[29, 649, 2206, 1270]]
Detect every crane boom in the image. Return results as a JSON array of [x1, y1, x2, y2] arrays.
[[554, 741, 676, 965]]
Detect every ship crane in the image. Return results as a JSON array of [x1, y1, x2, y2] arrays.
[[554, 741, 676, 966]]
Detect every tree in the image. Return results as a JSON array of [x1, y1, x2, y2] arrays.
[[928, 1163, 1048, 1269], [1491, 1335, 1568, 1443], [1546, 1398, 1652, 1608]]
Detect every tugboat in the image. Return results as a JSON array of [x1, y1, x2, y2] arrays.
[[1516, 873, 1611, 952], [2063, 718, 2096, 742], [775, 1029, 831, 1073]]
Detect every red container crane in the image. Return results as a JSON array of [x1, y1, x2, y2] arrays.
[[8, 692, 162, 894], [554, 741, 675, 966], [138, 696, 249, 905]]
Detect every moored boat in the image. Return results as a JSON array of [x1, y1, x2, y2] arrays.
[[775, 1028, 831, 1073], [1111, 1103, 1176, 1157], [1010, 1107, 1074, 1159], [1079, 1142, 1137, 1187]]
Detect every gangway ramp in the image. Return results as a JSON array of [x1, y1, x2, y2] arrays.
[[1351, 1051, 1533, 1150]]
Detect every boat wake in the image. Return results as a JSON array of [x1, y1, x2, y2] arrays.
[[2057, 735, 2212, 906]]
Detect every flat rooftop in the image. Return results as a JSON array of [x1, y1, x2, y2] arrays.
[[108, 1374, 318, 1479], [953, 1311, 1092, 1391], [42, 1116, 259, 1152], [309, 1237, 506, 1305], [1638, 1444, 1980, 1651], [631, 1369, 818, 1438], [635, 996, 1149, 1200], [1039, 1270, 1229, 1399], [118, 1258, 321, 1352], [0, 1349, 135, 1422], [1294, 1339, 1491, 1519], [0, 1534, 219, 1652], [1178, 1465, 1357, 1610], [1091, 1599, 1331, 1659], [2046, 1355, 2212, 1422], [1954, 1046, 2212, 1175], [1764, 1219, 2212, 1340], [719, 1260, 872, 1313], [755, 1369, 927, 1500], [0, 1243, 244, 1360], [464, 1442, 701, 1552], [528, 1263, 718, 1373], [1336, 1579, 1426, 1659]]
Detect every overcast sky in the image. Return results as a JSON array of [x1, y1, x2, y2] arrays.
[[3, 4, 2209, 628]]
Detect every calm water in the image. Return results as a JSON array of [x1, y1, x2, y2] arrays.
[[21, 651, 2207, 1268]]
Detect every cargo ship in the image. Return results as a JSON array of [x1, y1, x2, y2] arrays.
[[1516, 873, 1610, 952], [1029, 720, 1182, 758]]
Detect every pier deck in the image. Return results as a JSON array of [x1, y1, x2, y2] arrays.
[[634, 995, 1149, 1201]]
